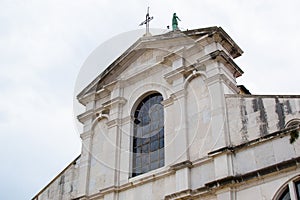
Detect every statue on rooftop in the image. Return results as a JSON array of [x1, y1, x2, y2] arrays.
[[172, 13, 181, 31]]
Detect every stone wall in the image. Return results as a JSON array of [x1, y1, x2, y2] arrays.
[[226, 95, 300, 145], [32, 156, 80, 200]]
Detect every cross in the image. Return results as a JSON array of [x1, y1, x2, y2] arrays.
[[139, 7, 153, 36]]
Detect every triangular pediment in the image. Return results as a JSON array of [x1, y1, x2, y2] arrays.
[[77, 26, 243, 105]]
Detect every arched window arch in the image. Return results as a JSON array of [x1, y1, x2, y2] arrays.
[[285, 119, 300, 129], [286, 119, 300, 144], [131, 93, 164, 177], [274, 176, 300, 200]]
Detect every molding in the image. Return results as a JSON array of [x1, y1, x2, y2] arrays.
[[165, 189, 192, 200], [165, 156, 300, 200], [80, 131, 93, 140], [170, 160, 193, 171], [183, 69, 207, 90], [197, 50, 243, 78], [192, 156, 213, 167], [106, 119, 121, 128], [170, 89, 186, 100], [77, 27, 243, 100], [225, 94, 300, 99], [205, 156, 300, 189], [163, 65, 195, 84], [211, 27, 243, 59], [161, 97, 174, 107], [102, 97, 127, 109], [102, 80, 118, 92], [78, 92, 96, 106], [77, 109, 94, 124], [161, 89, 186, 107], [205, 73, 239, 94], [71, 195, 88, 200], [208, 125, 300, 157], [222, 76, 240, 94], [121, 116, 131, 125], [87, 168, 174, 198]]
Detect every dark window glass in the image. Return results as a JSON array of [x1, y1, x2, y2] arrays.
[[131, 93, 164, 177], [295, 180, 300, 199], [278, 187, 291, 200]]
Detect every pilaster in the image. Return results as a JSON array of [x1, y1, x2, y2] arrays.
[[77, 130, 93, 197]]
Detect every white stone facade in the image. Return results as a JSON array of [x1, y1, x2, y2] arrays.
[[33, 27, 300, 200]]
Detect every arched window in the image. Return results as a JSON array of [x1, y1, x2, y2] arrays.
[[285, 119, 300, 129], [131, 93, 164, 177], [286, 119, 300, 144], [274, 177, 300, 200]]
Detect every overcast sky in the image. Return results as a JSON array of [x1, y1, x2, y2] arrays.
[[1, 0, 300, 199]]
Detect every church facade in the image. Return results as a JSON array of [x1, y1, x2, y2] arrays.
[[33, 27, 300, 200]]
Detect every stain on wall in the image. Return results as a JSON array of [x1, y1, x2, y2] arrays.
[[252, 97, 268, 136], [275, 97, 285, 130], [240, 97, 249, 142]]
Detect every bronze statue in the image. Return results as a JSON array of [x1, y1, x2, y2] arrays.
[[172, 13, 181, 31]]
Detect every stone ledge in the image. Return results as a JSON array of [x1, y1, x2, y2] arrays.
[[165, 189, 192, 200], [208, 125, 300, 156], [102, 97, 127, 109], [77, 109, 94, 124], [170, 160, 193, 171], [225, 94, 300, 98], [197, 50, 243, 78], [165, 156, 300, 200], [205, 156, 300, 189]]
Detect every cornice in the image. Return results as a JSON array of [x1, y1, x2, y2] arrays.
[[170, 160, 193, 171], [106, 119, 121, 128], [77, 109, 94, 124], [197, 50, 243, 78], [102, 97, 127, 109], [80, 130, 92, 140], [77, 92, 96, 106], [163, 65, 195, 84], [161, 97, 174, 107]]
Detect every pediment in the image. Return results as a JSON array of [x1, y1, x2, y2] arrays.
[[77, 26, 243, 105]]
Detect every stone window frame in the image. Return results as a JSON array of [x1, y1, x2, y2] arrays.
[[273, 176, 300, 200], [130, 92, 165, 178], [285, 119, 300, 129]]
